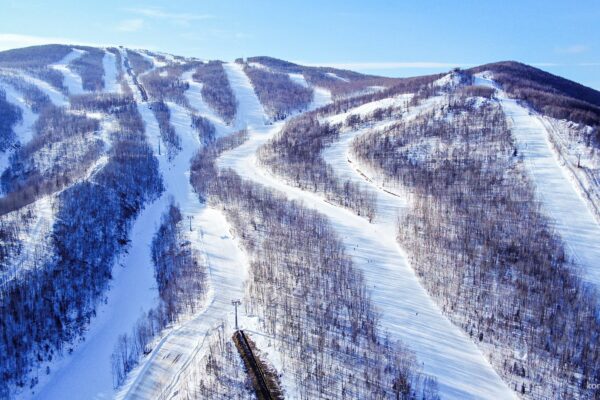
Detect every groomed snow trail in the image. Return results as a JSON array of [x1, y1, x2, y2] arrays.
[[180, 69, 230, 138], [30, 105, 170, 400], [118, 104, 248, 400], [476, 75, 600, 289], [51, 49, 86, 95], [0, 83, 37, 179], [217, 85, 515, 399], [102, 50, 121, 93], [119, 71, 249, 399]]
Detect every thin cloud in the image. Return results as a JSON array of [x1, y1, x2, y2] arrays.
[[116, 18, 144, 32], [556, 44, 589, 54], [125, 7, 214, 24], [299, 61, 471, 70]]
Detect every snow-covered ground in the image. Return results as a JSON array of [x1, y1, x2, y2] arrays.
[[223, 62, 268, 129], [9, 71, 69, 107], [29, 102, 172, 400], [0, 83, 37, 179], [215, 78, 514, 398], [102, 50, 120, 93], [180, 69, 230, 137], [118, 70, 250, 399], [0, 195, 55, 289], [325, 71, 349, 82], [476, 74, 600, 289], [50, 49, 86, 95], [118, 206, 248, 400], [288, 72, 332, 110]]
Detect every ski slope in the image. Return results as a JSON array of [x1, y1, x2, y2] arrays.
[[29, 105, 169, 400], [118, 73, 249, 399], [476, 74, 600, 289], [216, 82, 515, 398], [288, 72, 332, 109], [0, 83, 37, 179], [102, 50, 121, 93], [180, 69, 230, 137], [51, 49, 86, 95]]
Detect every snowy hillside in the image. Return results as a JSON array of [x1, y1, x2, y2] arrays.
[[0, 45, 599, 400]]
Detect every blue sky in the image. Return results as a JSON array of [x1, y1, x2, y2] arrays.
[[1, 0, 599, 89]]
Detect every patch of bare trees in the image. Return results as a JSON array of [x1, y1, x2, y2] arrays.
[[0, 75, 52, 112], [151, 202, 207, 321], [0, 89, 23, 152], [259, 114, 376, 220], [70, 47, 106, 92], [0, 105, 102, 215], [469, 62, 600, 127], [187, 137, 438, 398], [150, 101, 180, 160], [0, 90, 163, 397], [191, 113, 216, 145], [125, 49, 153, 76], [351, 95, 600, 399], [192, 61, 237, 124], [243, 64, 313, 120]]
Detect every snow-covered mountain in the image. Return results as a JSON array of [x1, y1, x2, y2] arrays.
[[0, 44, 599, 400]]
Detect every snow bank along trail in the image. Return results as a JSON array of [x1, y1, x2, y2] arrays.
[[216, 83, 515, 398], [476, 75, 600, 289]]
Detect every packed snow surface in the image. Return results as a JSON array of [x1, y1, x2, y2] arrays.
[[476, 74, 600, 289], [51, 49, 86, 95], [119, 100, 248, 399], [102, 50, 121, 93], [0, 84, 37, 178], [217, 93, 515, 398]]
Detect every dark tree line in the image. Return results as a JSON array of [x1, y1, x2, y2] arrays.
[[0, 75, 52, 113], [150, 100, 180, 160], [125, 49, 153, 76], [313, 73, 444, 119], [188, 137, 438, 398], [246, 56, 401, 99], [189, 128, 248, 203], [0, 89, 23, 152], [243, 64, 313, 120], [191, 113, 216, 144], [26, 67, 66, 93], [0, 92, 163, 397], [0, 105, 102, 215], [140, 63, 200, 107], [351, 93, 600, 399], [469, 62, 600, 127], [192, 61, 237, 124], [0, 45, 72, 69], [70, 47, 106, 92], [259, 114, 376, 220], [151, 203, 207, 321]]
